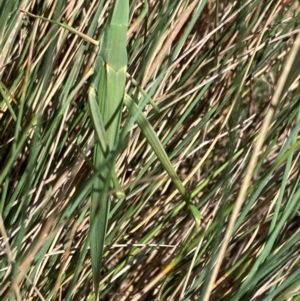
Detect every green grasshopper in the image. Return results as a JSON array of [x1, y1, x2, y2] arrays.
[[21, 1, 201, 298], [87, 0, 128, 298], [88, 1, 201, 295]]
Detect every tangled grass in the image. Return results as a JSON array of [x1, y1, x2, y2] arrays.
[[1, 0, 300, 300]]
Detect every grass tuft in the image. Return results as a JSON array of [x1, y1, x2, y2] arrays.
[[1, 0, 300, 300]]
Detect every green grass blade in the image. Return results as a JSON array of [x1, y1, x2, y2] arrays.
[[124, 94, 201, 226]]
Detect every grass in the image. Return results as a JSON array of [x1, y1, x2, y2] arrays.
[[1, 0, 300, 300]]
